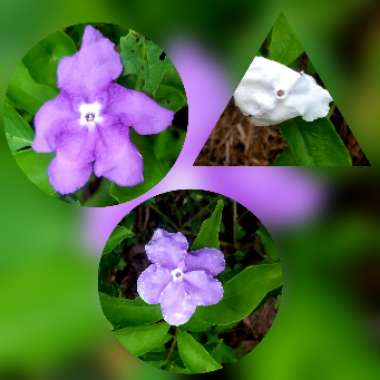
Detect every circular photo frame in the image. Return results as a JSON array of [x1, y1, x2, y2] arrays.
[[98, 190, 283, 374], [3, 23, 188, 206]]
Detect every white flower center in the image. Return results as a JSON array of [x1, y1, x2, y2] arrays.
[[79, 102, 103, 130], [171, 268, 184, 282]]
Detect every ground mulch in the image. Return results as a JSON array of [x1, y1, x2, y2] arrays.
[[195, 99, 370, 166]]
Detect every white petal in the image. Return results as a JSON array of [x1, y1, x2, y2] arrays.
[[234, 56, 333, 126]]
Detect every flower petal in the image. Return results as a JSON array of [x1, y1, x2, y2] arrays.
[[137, 264, 171, 304], [106, 84, 174, 135], [185, 248, 225, 276], [56, 121, 97, 162], [288, 74, 333, 122], [159, 281, 196, 326], [234, 56, 332, 126], [47, 121, 98, 195], [32, 93, 77, 153], [57, 26, 122, 98], [145, 229, 188, 269], [48, 155, 93, 195], [184, 270, 223, 306], [81, 24, 104, 45], [94, 124, 144, 187]]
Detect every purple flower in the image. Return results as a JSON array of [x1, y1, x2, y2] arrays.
[[32, 26, 174, 195], [137, 229, 225, 326]]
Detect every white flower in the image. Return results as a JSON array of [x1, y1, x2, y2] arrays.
[[234, 56, 333, 126]]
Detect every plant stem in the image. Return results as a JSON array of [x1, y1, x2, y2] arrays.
[[166, 328, 177, 365]]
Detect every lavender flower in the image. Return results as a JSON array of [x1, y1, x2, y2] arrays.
[[137, 229, 225, 326], [32, 26, 174, 195]]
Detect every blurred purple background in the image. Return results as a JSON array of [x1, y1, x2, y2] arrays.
[[0, 1, 380, 379]]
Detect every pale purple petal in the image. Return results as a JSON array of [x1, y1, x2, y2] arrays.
[[94, 124, 143, 187], [145, 229, 188, 269], [48, 121, 97, 194], [185, 248, 225, 276], [184, 270, 223, 306], [56, 122, 97, 162], [137, 264, 171, 304], [48, 155, 93, 195], [32, 93, 76, 153], [57, 26, 122, 97], [106, 84, 174, 135], [159, 281, 196, 326], [81, 24, 103, 45]]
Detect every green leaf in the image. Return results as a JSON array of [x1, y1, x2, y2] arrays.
[[120, 30, 186, 111], [120, 30, 146, 82], [256, 225, 280, 261], [191, 199, 224, 250], [281, 117, 352, 166], [269, 13, 304, 65], [23, 31, 76, 87], [3, 102, 34, 152], [154, 83, 187, 112], [177, 330, 222, 373], [195, 263, 283, 325], [115, 322, 170, 356], [214, 321, 238, 333], [156, 64, 187, 111], [212, 341, 238, 364], [83, 179, 116, 207], [153, 128, 185, 162], [234, 222, 246, 241], [144, 40, 171, 95], [181, 314, 213, 333], [273, 148, 297, 165], [144, 360, 167, 370], [14, 149, 55, 195], [168, 365, 191, 374], [103, 226, 134, 255], [7, 62, 58, 115], [99, 292, 163, 328], [120, 30, 169, 95]]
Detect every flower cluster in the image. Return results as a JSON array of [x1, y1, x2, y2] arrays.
[[32, 26, 174, 195], [234, 56, 333, 126], [137, 229, 225, 326]]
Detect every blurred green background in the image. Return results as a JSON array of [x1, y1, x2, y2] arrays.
[[0, 1, 380, 379]]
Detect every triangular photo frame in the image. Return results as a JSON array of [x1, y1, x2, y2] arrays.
[[196, 13, 370, 167]]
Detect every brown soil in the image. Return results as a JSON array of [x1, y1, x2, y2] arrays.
[[221, 297, 278, 354], [195, 99, 370, 166]]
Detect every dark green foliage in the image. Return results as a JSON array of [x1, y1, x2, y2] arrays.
[[98, 191, 283, 373], [280, 118, 352, 166]]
